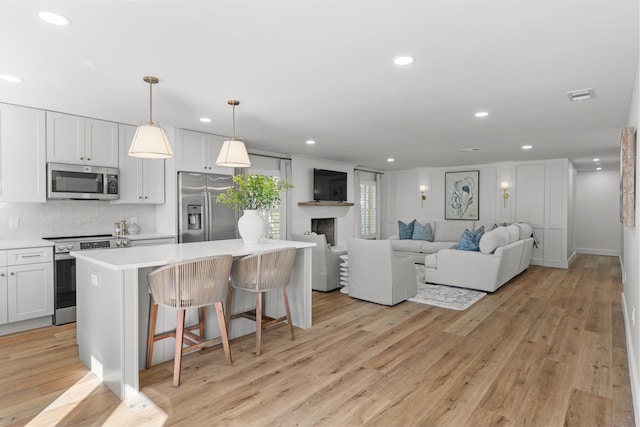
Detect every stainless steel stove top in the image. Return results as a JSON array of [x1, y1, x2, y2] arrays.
[[43, 234, 130, 254]]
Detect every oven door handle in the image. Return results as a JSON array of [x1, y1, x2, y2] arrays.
[[55, 253, 75, 261]]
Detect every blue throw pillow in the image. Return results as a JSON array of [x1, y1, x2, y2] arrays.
[[398, 219, 416, 240], [455, 226, 485, 251], [412, 222, 433, 241]]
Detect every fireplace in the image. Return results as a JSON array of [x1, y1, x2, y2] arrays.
[[311, 218, 336, 246]]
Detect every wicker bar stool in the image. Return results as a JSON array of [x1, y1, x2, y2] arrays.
[[226, 247, 296, 356], [146, 254, 233, 387]]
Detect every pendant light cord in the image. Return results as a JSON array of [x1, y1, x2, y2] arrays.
[[231, 103, 236, 140], [148, 81, 153, 125]]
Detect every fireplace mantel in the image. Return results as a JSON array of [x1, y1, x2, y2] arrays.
[[298, 201, 354, 207]]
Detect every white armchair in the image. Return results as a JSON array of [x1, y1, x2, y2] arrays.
[[291, 233, 346, 291], [347, 238, 417, 306]]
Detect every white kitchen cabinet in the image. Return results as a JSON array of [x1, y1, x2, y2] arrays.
[[116, 124, 165, 204], [0, 103, 47, 202], [0, 247, 53, 325], [177, 129, 230, 174], [47, 111, 119, 168]]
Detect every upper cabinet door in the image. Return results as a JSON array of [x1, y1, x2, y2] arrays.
[[0, 103, 46, 202], [85, 118, 118, 167], [177, 128, 228, 174], [46, 111, 84, 164], [115, 124, 165, 204], [47, 112, 118, 167]]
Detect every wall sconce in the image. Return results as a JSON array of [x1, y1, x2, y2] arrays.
[[419, 185, 427, 207], [501, 182, 510, 207]]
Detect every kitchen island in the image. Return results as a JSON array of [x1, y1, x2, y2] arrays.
[[72, 238, 314, 400]]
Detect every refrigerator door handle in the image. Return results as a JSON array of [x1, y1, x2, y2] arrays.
[[203, 191, 210, 240]]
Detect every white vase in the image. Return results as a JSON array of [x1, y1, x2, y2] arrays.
[[238, 209, 264, 244]]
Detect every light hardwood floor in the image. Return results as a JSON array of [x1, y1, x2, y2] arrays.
[[0, 254, 634, 426]]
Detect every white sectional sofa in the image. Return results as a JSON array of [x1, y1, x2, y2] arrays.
[[423, 224, 534, 293], [391, 220, 478, 263]]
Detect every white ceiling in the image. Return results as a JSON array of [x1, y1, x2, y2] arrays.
[[1, 1, 638, 172]]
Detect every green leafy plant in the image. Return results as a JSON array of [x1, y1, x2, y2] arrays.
[[216, 174, 293, 211]]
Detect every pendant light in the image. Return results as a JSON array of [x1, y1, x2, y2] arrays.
[[215, 100, 251, 167], [128, 76, 174, 159]]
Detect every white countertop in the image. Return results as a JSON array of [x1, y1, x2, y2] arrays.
[[0, 239, 54, 250], [71, 238, 315, 270]]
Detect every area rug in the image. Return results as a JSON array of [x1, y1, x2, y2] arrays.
[[410, 265, 486, 311]]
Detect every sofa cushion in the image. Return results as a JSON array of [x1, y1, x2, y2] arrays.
[[475, 221, 498, 232], [455, 226, 485, 251], [390, 239, 423, 252], [424, 253, 437, 268], [412, 222, 433, 241], [434, 220, 474, 242], [506, 224, 520, 243], [515, 222, 533, 240], [398, 219, 416, 240], [479, 226, 510, 254]]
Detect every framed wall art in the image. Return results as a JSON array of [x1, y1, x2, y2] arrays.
[[445, 170, 479, 220], [620, 127, 636, 227]]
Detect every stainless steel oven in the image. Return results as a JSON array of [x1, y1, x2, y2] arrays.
[[45, 235, 130, 325]]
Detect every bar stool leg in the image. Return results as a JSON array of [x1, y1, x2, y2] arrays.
[[146, 300, 158, 369], [283, 289, 295, 341], [173, 309, 186, 387], [225, 283, 234, 334], [214, 301, 233, 365], [198, 306, 206, 337]]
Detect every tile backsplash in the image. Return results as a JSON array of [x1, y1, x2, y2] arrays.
[[0, 201, 157, 239]]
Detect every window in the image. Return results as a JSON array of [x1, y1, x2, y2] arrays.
[[360, 181, 376, 238], [262, 208, 281, 240]]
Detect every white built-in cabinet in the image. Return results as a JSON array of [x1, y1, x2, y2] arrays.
[[0, 247, 53, 325], [115, 124, 165, 204], [47, 111, 119, 168], [177, 129, 230, 174], [0, 103, 47, 202]]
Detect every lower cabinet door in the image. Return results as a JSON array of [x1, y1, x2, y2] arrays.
[[0, 272, 7, 325], [8, 263, 54, 322]]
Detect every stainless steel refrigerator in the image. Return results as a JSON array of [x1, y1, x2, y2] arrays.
[[178, 172, 238, 243]]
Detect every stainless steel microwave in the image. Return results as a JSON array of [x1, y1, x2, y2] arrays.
[[47, 163, 119, 200]]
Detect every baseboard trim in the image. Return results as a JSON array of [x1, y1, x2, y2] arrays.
[[575, 248, 621, 257], [621, 291, 640, 427]]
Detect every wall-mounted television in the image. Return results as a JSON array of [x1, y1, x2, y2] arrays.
[[313, 168, 348, 202]]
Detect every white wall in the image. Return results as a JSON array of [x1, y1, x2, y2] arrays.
[[385, 159, 570, 267], [290, 155, 356, 247], [575, 169, 622, 256], [622, 53, 640, 427]]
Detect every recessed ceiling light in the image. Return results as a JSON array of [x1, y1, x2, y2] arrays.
[[387, 158, 395, 162], [305, 140, 315, 145], [475, 111, 489, 118], [39, 11, 71, 26], [393, 56, 414, 66], [593, 158, 600, 162], [522, 145, 533, 150], [0, 75, 23, 83], [199, 117, 212, 123], [596, 167, 602, 171], [458, 147, 480, 152]]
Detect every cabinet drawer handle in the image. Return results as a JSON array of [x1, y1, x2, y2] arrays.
[[10, 272, 14, 276], [0, 273, 4, 277], [80, 157, 84, 160], [20, 254, 42, 258], [87, 158, 91, 161]]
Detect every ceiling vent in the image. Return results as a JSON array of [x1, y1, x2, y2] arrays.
[[567, 88, 595, 102]]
